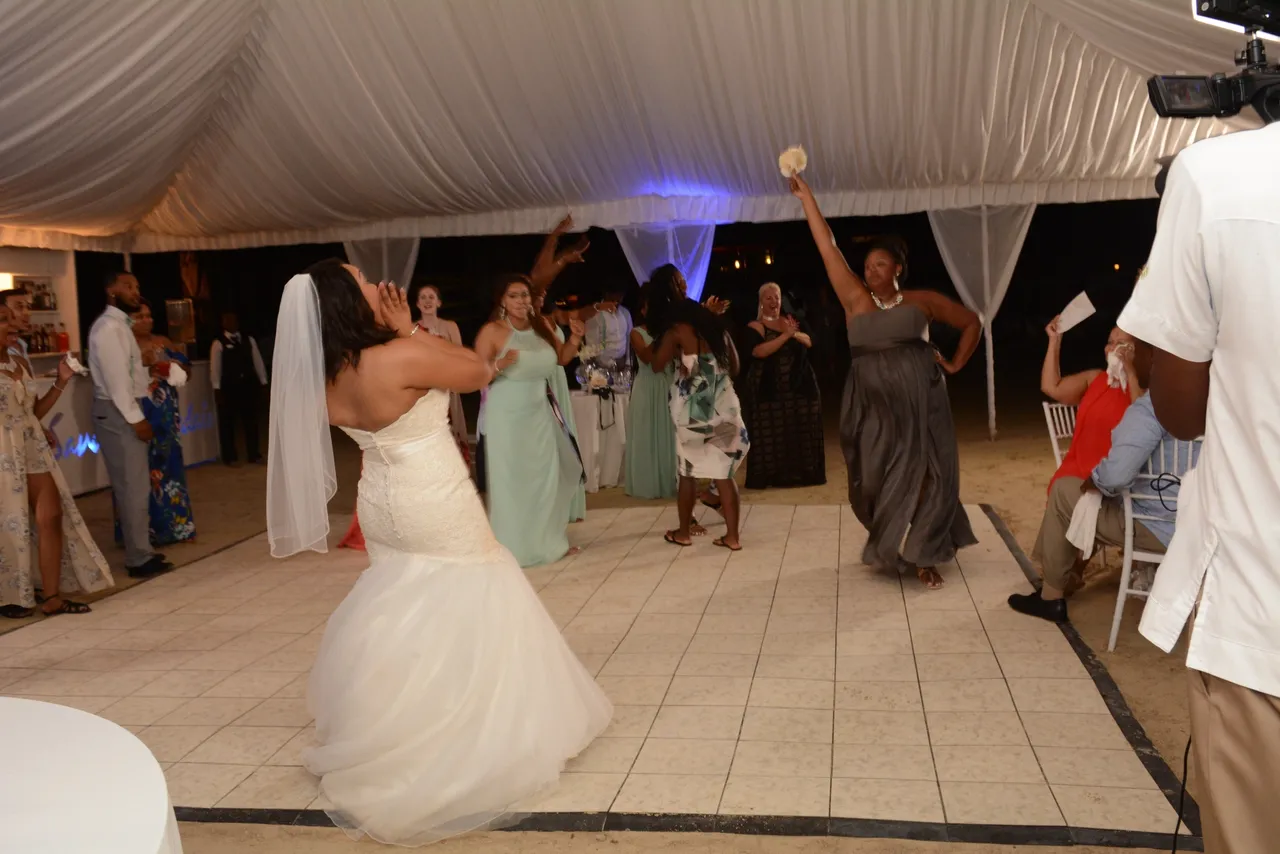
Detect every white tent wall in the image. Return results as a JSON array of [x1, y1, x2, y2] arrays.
[[0, 0, 1257, 252], [343, 239, 421, 290], [615, 226, 718, 302], [928, 205, 1038, 440]]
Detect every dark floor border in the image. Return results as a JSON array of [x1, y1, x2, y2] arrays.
[[167, 507, 1204, 849], [175, 807, 1203, 850], [979, 503, 1202, 840]]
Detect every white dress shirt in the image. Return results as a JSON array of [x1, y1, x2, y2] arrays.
[[584, 306, 633, 365], [1118, 121, 1280, 699], [209, 334, 269, 391], [88, 305, 148, 424]]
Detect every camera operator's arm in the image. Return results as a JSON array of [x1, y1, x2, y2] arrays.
[[1117, 158, 1214, 440]]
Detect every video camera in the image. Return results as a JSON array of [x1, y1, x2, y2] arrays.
[[1147, 0, 1280, 123]]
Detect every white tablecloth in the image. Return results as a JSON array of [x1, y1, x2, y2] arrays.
[[0, 698, 183, 854], [570, 390, 629, 493]]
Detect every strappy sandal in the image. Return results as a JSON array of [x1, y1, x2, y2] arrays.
[[664, 530, 692, 547], [916, 566, 944, 590], [38, 597, 91, 616], [712, 537, 742, 552]]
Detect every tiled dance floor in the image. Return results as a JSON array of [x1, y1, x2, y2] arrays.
[[0, 504, 1194, 847]]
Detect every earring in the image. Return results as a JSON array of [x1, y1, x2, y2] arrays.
[[893, 276, 901, 291], [499, 307, 507, 319]]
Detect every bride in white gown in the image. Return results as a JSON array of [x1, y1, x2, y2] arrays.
[[266, 259, 612, 846]]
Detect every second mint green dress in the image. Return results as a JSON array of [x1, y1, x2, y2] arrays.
[[624, 328, 678, 499], [485, 323, 585, 567]]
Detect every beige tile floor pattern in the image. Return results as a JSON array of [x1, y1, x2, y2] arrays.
[[0, 504, 1179, 835]]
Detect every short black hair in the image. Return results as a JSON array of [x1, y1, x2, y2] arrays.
[[1, 288, 29, 304], [103, 270, 130, 291], [865, 236, 909, 284]]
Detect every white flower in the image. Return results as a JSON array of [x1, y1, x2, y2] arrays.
[[778, 145, 808, 178], [168, 363, 188, 388], [588, 372, 608, 389], [64, 354, 88, 376]]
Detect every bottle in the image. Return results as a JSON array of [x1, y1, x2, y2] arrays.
[[56, 324, 68, 353]]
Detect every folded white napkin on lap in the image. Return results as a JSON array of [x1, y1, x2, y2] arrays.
[[1066, 490, 1103, 559]]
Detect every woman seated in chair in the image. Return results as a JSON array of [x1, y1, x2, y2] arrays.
[[1041, 317, 1143, 495]]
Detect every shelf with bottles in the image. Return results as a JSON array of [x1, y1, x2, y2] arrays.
[[27, 320, 71, 356]]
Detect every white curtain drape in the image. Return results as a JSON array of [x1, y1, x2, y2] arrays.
[[928, 204, 1037, 440], [615, 224, 717, 301], [343, 238, 420, 289]]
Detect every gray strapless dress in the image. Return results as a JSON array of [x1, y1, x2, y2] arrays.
[[841, 304, 977, 569]]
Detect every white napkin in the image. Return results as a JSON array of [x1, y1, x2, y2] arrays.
[[1066, 491, 1103, 559]]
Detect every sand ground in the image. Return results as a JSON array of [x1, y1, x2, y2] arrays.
[[14, 399, 1192, 852]]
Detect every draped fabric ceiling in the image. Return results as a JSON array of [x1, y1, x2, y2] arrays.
[[0, 0, 1257, 253]]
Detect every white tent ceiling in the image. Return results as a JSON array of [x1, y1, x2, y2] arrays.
[[0, 0, 1257, 252]]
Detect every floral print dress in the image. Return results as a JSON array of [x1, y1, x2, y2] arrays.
[[0, 368, 113, 610], [670, 353, 750, 480]]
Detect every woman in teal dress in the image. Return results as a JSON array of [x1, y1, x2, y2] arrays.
[[625, 287, 678, 499], [475, 275, 586, 567]]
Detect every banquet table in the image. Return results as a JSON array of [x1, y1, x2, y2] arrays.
[[570, 390, 630, 492], [0, 698, 183, 854]]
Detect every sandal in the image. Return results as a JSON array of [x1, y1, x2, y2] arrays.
[[0, 604, 33, 619], [712, 537, 742, 552], [916, 566, 944, 590], [690, 523, 708, 537], [39, 598, 91, 616], [664, 530, 692, 547]]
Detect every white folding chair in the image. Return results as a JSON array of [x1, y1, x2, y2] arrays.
[[1042, 402, 1077, 468], [1108, 438, 1203, 651]]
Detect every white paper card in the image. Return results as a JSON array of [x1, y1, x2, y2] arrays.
[[1057, 291, 1096, 334]]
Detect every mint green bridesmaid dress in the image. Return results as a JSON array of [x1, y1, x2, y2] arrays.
[[624, 328, 678, 499], [485, 324, 585, 567]]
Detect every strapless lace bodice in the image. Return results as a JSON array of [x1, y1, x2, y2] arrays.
[[340, 389, 503, 561]]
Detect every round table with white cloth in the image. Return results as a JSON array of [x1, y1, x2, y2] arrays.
[[0, 697, 183, 854]]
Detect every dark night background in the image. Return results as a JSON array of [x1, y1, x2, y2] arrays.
[[72, 198, 1160, 433]]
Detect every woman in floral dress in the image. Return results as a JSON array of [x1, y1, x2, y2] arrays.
[[647, 265, 749, 551], [0, 304, 113, 618]]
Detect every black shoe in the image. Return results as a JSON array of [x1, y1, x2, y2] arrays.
[[127, 557, 174, 579], [1007, 590, 1068, 623]]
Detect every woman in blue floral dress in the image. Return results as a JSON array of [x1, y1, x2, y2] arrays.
[[114, 302, 196, 545]]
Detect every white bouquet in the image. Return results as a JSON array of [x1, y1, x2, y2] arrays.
[[167, 363, 189, 388], [778, 145, 808, 178]]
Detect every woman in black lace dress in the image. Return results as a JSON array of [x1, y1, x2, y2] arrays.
[[743, 283, 825, 488]]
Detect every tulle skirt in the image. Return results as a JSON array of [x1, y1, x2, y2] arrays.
[[304, 546, 612, 846]]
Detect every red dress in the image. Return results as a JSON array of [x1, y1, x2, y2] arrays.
[[1049, 372, 1131, 492]]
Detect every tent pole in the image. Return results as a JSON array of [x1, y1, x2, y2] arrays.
[[981, 207, 995, 441]]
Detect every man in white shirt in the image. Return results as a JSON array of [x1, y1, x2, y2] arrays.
[[1117, 121, 1280, 854], [88, 272, 171, 578], [582, 285, 633, 368], [209, 311, 269, 465]]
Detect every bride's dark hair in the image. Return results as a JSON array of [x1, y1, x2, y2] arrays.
[[305, 258, 398, 382], [645, 263, 731, 365]]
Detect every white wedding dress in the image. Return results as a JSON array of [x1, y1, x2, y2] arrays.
[[304, 389, 613, 846]]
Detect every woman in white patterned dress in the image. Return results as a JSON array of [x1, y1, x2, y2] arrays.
[[0, 304, 113, 618], [267, 259, 611, 846]]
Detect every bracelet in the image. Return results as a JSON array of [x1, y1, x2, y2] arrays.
[[53, 381, 67, 391], [408, 325, 420, 337]]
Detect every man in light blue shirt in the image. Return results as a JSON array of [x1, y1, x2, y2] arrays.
[[1010, 342, 1197, 623]]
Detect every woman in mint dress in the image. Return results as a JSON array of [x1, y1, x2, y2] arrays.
[[475, 275, 586, 567], [624, 290, 678, 499]]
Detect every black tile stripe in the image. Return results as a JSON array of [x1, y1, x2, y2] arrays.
[[979, 503, 1203, 842], [171, 507, 1207, 850]]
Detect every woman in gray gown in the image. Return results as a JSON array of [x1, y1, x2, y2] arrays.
[[790, 175, 981, 588]]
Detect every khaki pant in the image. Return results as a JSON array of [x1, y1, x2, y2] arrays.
[[1031, 476, 1165, 591], [1188, 669, 1280, 853]]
